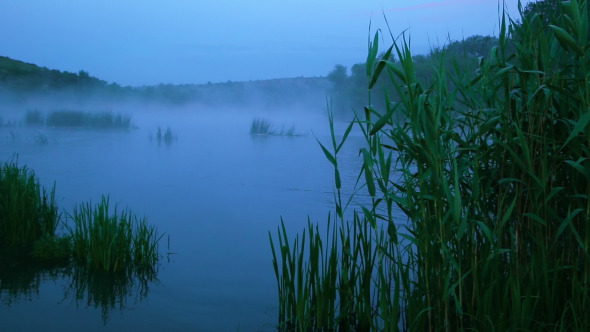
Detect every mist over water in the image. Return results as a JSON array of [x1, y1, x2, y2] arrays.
[[0, 100, 372, 330]]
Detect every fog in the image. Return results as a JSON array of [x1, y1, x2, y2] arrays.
[[0, 0, 535, 330]]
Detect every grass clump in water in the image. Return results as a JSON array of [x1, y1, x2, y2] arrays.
[[0, 159, 60, 252], [271, 1, 590, 330], [152, 126, 176, 145], [44, 110, 131, 129], [250, 117, 275, 135], [250, 117, 303, 136], [69, 195, 162, 274]]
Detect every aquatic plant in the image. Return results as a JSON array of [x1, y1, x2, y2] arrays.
[[250, 117, 275, 135], [0, 159, 60, 251], [250, 117, 303, 136], [45, 110, 131, 129], [69, 195, 162, 274], [153, 126, 176, 144], [271, 1, 590, 330]]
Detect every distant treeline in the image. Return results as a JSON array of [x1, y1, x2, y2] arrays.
[[0, 56, 330, 109]]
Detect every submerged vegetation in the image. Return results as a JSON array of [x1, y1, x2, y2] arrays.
[[271, 1, 590, 330]]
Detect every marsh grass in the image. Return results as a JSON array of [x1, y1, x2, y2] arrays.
[[69, 195, 162, 274], [0, 159, 60, 251], [250, 117, 303, 136], [152, 126, 176, 144], [251, 117, 275, 135], [44, 110, 131, 129], [0, 162, 162, 323], [271, 1, 590, 330]]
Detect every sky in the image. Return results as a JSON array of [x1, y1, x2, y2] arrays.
[[0, 0, 531, 87]]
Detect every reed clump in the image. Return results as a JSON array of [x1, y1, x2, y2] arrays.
[[271, 1, 590, 330], [153, 126, 176, 144], [250, 117, 275, 135], [43, 110, 131, 129], [250, 117, 302, 136], [69, 195, 162, 274], [0, 159, 60, 252]]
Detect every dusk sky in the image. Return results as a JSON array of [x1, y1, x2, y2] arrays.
[[1, 1, 530, 86]]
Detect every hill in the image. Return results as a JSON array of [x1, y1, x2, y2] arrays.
[[0, 56, 330, 109], [0, 56, 113, 92]]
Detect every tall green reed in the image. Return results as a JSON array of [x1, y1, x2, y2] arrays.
[[271, 0, 590, 330], [69, 195, 162, 274]]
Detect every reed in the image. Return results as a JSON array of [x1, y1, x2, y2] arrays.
[[44, 110, 131, 129], [250, 117, 276, 135], [271, 1, 590, 330], [0, 159, 60, 251], [153, 126, 176, 144], [251, 117, 303, 136], [69, 195, 162, 274]]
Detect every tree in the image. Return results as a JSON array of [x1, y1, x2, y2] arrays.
[[522, 0, 562, 26], [327, 64, 348, 87]]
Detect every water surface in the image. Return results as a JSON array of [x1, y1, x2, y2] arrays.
[[0, 108, 367, 331]]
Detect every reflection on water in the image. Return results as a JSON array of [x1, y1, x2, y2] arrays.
[[0, 255, 66, 306], [66, 265, 158, 324], [1, 253, 158, 325]]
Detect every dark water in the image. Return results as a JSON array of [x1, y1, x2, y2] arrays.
[[0, 109, 368, 331]]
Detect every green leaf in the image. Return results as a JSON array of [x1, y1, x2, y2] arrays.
[[549, 25, 584, 56], [317, 140, 337, 167], [366, 31, 380, 78], [336, 121, 355, 154], [361, 148, 376, 197], [563, 111, 590, 148], [369, 106, 394, 136]]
